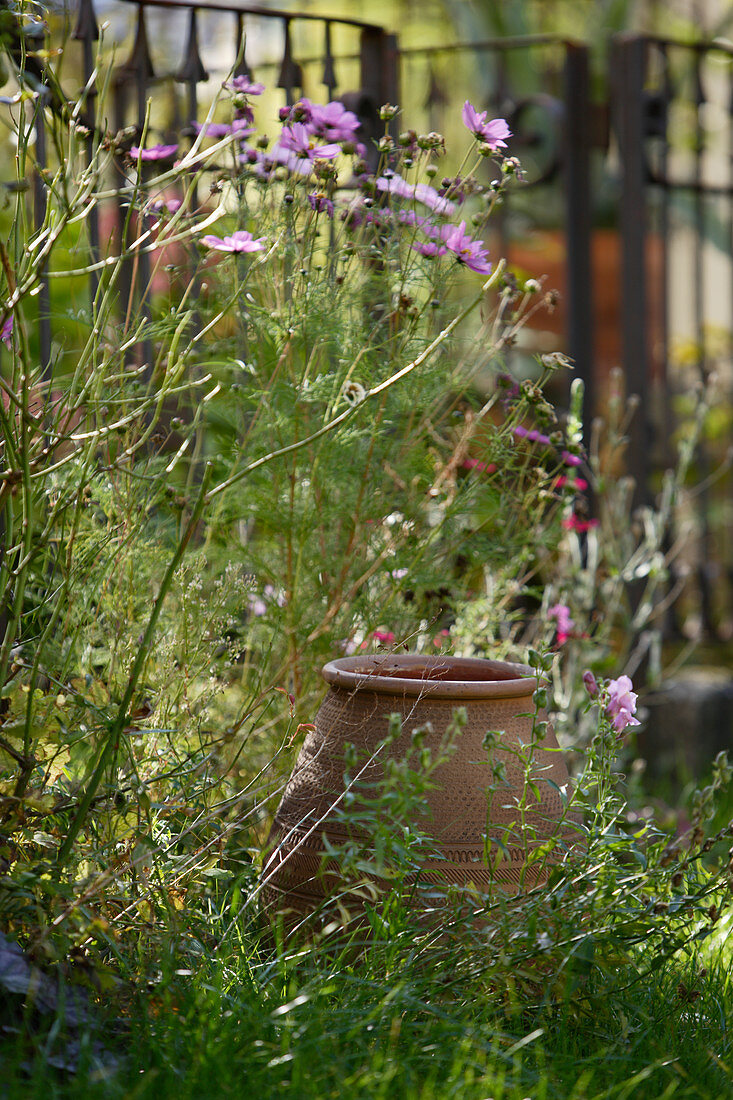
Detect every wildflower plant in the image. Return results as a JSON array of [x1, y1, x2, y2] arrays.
[[0, 38, 577, 962], [1, 28, 731, 1082]]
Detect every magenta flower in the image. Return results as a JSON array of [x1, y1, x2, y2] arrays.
[[462, 458, 497, 474], [279, 122, 340, 162], [201, 230, 267, 253], [1, 314, 13, 349], [373, 630, 396, 644], [461, 101, 511, 150], [129, 143, 179, 162], [582, 670, 599, 699], [228, 77, 265, 95], [562, 515, 599, 533], [548, 603, 574, 645], [514, 425, 552, 446], [605, 674, 641, 734], [439, 221, 492, 274], [562, 450, 583, 467], [555, 475, 589, 491]]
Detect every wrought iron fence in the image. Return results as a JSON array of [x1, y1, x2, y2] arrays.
[[613, 34, 733, 639], [3, 0, 733, 644]]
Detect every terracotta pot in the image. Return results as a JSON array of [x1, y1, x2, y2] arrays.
[[262, 654, 577, 922]]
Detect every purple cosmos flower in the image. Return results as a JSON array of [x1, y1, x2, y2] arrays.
[[228, 77, 265, 95], [414, 182, 456, 216], [308, 193, 335, 216], [192, 119, 255, 140], [256, 143, 313, 178], [376, 174, 456, 216], [149, 198, 183, 217], [280, 99, 315, 126], [309, 100, 361, 143], [514, 425, 552, 446], [605, 674, 641, 735], [375, 173, 415, 201], [436, 221, 492, 274], [548, 603, 574, 644], [279, 122, 341, 162], [129, 143, 179, 162], [412, 240, 447, 258], [1, 314, 13, 350], [397, 210, 440, 235], [461, 101, 511, 150], [201, 230, 267, 253]]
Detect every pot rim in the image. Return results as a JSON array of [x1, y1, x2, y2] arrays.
[[321, 654, 539, 699]]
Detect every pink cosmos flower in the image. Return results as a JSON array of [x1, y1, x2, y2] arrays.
[[247, 592, 267, 617], [247, 584, 286, 616], [1, 314, 13, 349], [129, 143, 179, 161], [373, 630, 396, 644], [279, 122, 340, 162], [397, 210, 440, 235], [228, 77, 265, 95], [192, 119, 255, 140], [412, 240, 447, 258], [376, 174, 456, 216], [201, 230, 267, 253], [150, 198, 182, 215], [461, 101, 511, 149], [439, 221, 492, 274], [414, 182, 456, 216], [309, 100, 361, 143], [376, 173, 416, 201], [605, 674, 641, 734], [548, 603, 574, 644]]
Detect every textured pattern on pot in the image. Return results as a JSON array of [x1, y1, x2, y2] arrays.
[[262, 655, 579, 921]]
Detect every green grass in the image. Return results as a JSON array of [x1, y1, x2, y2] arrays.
[[3, 899, 732, 1100]]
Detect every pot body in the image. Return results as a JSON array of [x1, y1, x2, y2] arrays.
[[263, 655, 577, 919]]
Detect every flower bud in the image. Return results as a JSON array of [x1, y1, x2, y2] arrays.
[[582, 670, 599, 698]]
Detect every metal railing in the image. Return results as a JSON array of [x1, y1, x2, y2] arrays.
[[5, 2, 733, 644]]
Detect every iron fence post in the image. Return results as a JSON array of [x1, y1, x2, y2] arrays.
[[611, 33, 651, 507], [563, 42, 594, 429]]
